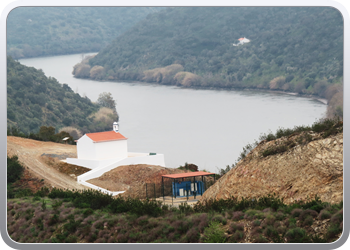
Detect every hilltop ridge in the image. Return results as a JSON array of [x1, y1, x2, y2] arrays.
[[199, 129, 343, 205]]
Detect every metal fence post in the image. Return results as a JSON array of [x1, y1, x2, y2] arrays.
[[154, 183, 156, 200], [186, 183, 189, 201]]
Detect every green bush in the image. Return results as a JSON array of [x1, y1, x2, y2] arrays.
[[285, 227, 310, 243], [201, 221, 226, 243], [7, 155, 24, 183]]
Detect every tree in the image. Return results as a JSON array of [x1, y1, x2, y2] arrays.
[[38, 126, 55, 141], [7, 155, 24, 183], [97, 92, 116, 111]]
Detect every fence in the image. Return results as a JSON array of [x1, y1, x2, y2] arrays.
[[145, 178, 215, 200]]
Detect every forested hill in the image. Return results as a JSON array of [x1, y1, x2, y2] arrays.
[[7, 7, 160, 59], [7, 56, 118, 136], [82, 7, 343, 109]]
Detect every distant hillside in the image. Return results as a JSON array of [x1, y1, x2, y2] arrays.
[[7, 7, 160, 59], [7, 56, 118, 135], [76, 7, 343, 117]]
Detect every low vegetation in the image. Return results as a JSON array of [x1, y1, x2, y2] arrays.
[[233, 117, 343, 163], [7, 188, 343, 243], [7, 156, 343, 243]]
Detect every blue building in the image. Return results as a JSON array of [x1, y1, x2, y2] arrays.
[[162, 171, 216, 198]]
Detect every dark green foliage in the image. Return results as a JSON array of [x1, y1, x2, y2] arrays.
[[7, 7, 160, 59], [83, 208, 94, 217], [48, 213, 59, 226], [7, 195, 343, 243], [7, 155, 24, 183], [211, 215, 227, 225], [285, 227, 310, 243], [63, 215, 82, 233], [194, 194, 286, 213], [7, 57, 117, 135], [87, 7, 342, 97], [107, 197, 163, 217], [34, 187, 50, 198], [262, 144, 290, 157], [201, 221, 226, 243]]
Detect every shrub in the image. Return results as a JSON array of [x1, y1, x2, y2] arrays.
[[252, 220, 261, 227], [275, 211, 286, 221], [318, 210, 332, 220], [244, 209, 259, 219], [232, 211, 244, 221], [326, 224, 342, 240], [229, 230, 245, 242], [185, 227, 200, 242], [252, 234, 269, 243], [299, 209, 318, 220], [285, 227, 310, 243], [201, 221, 226, 243], [261, 214, 276, 227], [228, 222, 244, 234], [7, 155, 24, 183], [211, 214, 227, 225], [291, 208, 303, 218], [263, 225, 280, 241], [302, 216, 314, 227], [330, 209, 343, 225]]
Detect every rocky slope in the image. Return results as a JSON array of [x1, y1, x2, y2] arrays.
[[200, 131, 343, 204]]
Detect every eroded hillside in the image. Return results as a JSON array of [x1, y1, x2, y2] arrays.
[[200, 130, 343, 204]]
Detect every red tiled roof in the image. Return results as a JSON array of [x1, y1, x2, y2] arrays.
[[85, 131, 127, 142], [162, 171, 215, 179]]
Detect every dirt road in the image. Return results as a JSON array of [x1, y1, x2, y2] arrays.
[[7, 136, 86, 191]]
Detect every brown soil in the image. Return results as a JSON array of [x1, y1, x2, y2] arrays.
[[7, 136, 194, 199], [7, 136, 87, 191], [87, 164, 189, 198]]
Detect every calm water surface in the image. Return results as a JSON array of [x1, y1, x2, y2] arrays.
[[20, 54, 327, 173]]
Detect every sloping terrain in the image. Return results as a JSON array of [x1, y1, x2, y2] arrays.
[[87, 164, 188, 198], [200, 131, 343, 204], [7, 136, 189, 197], [7, 136, 85, 190]]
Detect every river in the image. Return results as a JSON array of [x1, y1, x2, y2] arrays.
[[19, 53, 327, 173]]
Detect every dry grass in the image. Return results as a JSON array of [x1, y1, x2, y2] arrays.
[[174, 71, 202, 87], [88, 107, 115, 123], [143, 64, 184, 83], [269, 76, 286, 90], [59, 126, 83, 140]]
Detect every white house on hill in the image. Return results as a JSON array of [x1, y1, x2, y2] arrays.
[[77, 130, 128, 161], [66, 122, 165, 195]]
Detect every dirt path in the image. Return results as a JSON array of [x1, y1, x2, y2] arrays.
[[7, 136, 86, 191]]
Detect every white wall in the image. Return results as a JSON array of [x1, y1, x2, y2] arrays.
[[95, 139, 128, 160], [78, 180, 125, 196], [66, 157, 124, 170], [77, 135, 96, 160], [77, 135, 128, 161], [77, 154, 165, 182]]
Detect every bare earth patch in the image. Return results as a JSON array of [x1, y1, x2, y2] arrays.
[[87, 164, 188, 198], [7, 136, 87, 191]]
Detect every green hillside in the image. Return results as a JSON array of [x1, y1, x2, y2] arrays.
[[80, 7, 342, 106], [7, 56, 118, 135], [7, 7, 160, 59]]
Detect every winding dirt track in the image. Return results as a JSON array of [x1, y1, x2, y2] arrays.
[[7, 136, 86, 190]]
